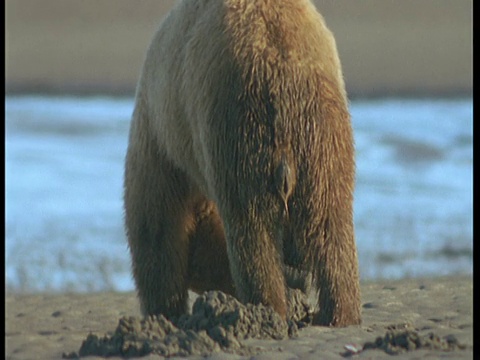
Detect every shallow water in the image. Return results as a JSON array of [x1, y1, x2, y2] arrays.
[[5, 96, 472, 293]]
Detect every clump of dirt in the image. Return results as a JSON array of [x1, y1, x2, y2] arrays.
[[360, 324, 469, 356], [64, 289, 313, 358]]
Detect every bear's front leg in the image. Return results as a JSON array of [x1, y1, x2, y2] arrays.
[[124, 132, 194, 319], [313, 215, 361, 327]]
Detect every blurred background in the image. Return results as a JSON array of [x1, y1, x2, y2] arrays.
[[6, 0, 472, 97], [5, 0, 472, 293]]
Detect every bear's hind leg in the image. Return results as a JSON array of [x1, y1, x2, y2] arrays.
[[186, 198, 235, 295], [124, 137, 195, 319]]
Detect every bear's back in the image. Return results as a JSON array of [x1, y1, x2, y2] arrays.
[[135, 0, 349, 198]]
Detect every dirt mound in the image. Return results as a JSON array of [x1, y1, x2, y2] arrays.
[[342, 323, 470, 357], [64, 289, 313, 358]]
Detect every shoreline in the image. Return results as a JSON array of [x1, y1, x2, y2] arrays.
[[6, 275, 473, 359], [5, 84, 473, 101]]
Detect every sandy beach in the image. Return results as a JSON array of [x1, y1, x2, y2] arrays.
[[5, 0, 472, 97], [6, 275, 473, 359]]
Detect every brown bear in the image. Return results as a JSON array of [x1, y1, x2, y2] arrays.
[[124, 0, 361, 327]]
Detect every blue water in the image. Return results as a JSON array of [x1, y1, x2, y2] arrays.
[[5, 96, 473, 293]]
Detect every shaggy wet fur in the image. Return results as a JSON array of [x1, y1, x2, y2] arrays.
[[124, 0, 361, 326]]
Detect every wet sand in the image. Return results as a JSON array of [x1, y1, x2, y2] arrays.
[[5, 0, 472, 97], [6, 275, 473, 359]]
